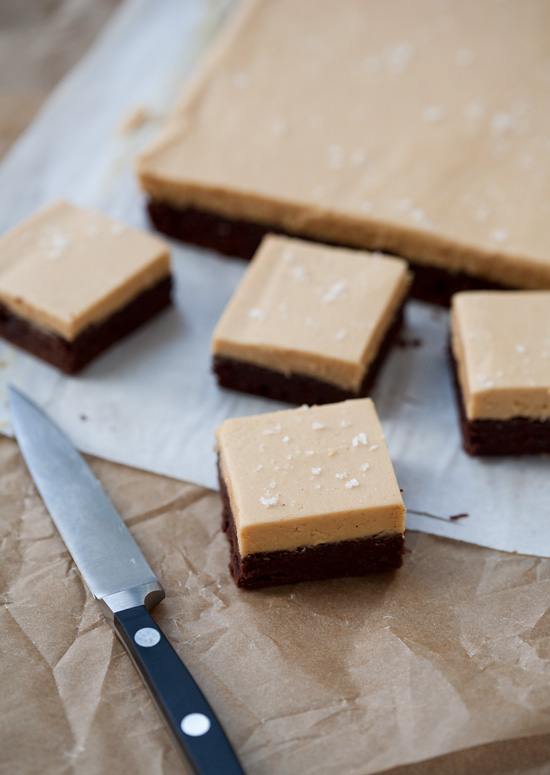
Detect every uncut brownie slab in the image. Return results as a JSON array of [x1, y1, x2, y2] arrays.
[[212, 235, 411, 404], [450, 291, 550, 455], [215, 398, 407, 589], [0, 201, 171, 373], [138, 0, 550, 304]]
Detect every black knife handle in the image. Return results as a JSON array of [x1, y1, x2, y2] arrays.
[[114, 605, 245, 775]]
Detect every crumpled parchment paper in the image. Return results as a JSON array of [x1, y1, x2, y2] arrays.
[[3, 435, 550, 775]]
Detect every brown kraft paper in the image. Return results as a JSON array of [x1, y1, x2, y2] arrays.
[[2, 434, 550, 775]]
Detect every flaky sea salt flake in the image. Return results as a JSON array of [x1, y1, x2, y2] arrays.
[[490, 228, 508, 242], [422, 105, 446, 124], [345, 478, 360, 489], [249, 307, 266, 321], [352, 433, 368, 447], [323, 280, 348, 303], [260, 494, 280, 508]]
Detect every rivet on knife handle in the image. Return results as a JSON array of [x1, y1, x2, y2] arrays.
[[114, 605, 244, 775]]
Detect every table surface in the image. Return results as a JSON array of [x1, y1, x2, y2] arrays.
[[0, 0, 121, 159]]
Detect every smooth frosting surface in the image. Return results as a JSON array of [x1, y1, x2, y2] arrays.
[[215, 398, 406, 556], [0, 201, 170, 340], [212, 235, 410, 390], [451, 291, 550, 420], [139, 0, 550, 288]]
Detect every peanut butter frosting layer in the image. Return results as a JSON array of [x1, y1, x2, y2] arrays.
[[0, 201, 170, 341], [215, 398, 406, 556], [451, 291, 550, 421], [212, 235, 410, 391], [138, 0, 550, 288]]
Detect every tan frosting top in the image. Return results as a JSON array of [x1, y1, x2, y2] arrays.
[[451, 291, 550, 420], [215, 398, 406, 556], [212, 235, 410, 390], [138, 0, 550, 289], [0, 201, 170, 341]]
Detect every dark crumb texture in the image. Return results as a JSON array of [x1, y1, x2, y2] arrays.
[[213, 310, 404, 406], [147, 199, 510, 306], [218, 462, 404, 589], [450, 348, 550, 456], [0, 276, 172, 374]]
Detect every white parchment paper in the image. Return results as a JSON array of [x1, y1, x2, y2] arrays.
[[0, 0, 548, 557]]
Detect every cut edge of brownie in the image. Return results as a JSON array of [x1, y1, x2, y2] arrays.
[[449, 346, 550, 456], [212, 308, 404, 405], [147, 199, 512, 307], [217, 460, 404, 589], [0, 275, 172, 374]]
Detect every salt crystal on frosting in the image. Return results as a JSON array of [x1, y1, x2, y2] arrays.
[[466, 102, 484, 120], [291, 265, 309, 283], [322, 280, 347, 302], [361, 462, 370, 472], [335, 472, 348, 480], [263, 423, 281, 435], [40, 227, 70, 260], [422, 105, 446, 123], [490, 228, 509, 242], [311, 467, 322, 475], [491, 112, 513, 137], [352, 433, 368, 446], [345, 478, 360, 489], [260, 494, 279, 507], [249, 307, 266, 321], [312, 422, 325, 430], [272, 118, 288, 137], [387, 42, 415, 73]]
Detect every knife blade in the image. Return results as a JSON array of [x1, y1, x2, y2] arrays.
[[9, 386, 245, 775]]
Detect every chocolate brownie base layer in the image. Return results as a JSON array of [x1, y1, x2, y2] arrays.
[[147, 199, 509, 307], [213, 309, 404, 405], [0, 276, 172, 374], [450, 349, 550, 456], [218, 463, 405, 589]]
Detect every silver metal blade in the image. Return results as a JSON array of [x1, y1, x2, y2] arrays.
[[9, 386, 162, 607]]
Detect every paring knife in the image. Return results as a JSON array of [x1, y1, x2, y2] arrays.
[[9, 386, 245, 775]]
